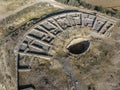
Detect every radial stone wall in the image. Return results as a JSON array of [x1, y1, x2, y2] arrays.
[[15, 10, 116, 90]]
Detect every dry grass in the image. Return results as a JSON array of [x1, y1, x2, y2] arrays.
[[71, 37, 120, 90], [0, 2, 60, 42], [0, 0, 31, 15], [0, 2, 60, 90], [85, 0, 120, 10]]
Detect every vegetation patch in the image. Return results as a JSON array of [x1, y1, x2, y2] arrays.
[[56, 0, 120, 19]]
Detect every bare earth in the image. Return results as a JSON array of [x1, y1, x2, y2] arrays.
[[0, 0, 120, 90]]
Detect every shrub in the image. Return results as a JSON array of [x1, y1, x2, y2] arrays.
[[94, 6, 106, 13]]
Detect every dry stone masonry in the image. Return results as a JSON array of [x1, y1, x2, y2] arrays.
[[14, 10, 116, 90]]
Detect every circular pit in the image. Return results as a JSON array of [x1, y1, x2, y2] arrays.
[[67, 38, 90, 55]]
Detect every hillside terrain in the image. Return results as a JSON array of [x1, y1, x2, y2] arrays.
[[85, 0, 120, 10], [0, 0, 120, 90]]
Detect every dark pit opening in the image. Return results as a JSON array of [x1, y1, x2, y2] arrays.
[[67, 41, 90, 54]]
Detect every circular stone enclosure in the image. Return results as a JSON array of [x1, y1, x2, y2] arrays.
[[67, 38, 90, 55]]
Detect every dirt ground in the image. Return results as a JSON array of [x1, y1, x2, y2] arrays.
[[0, 1, 60, 90], [0, 0, 120, 90], [0, 0, 65, 21]]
